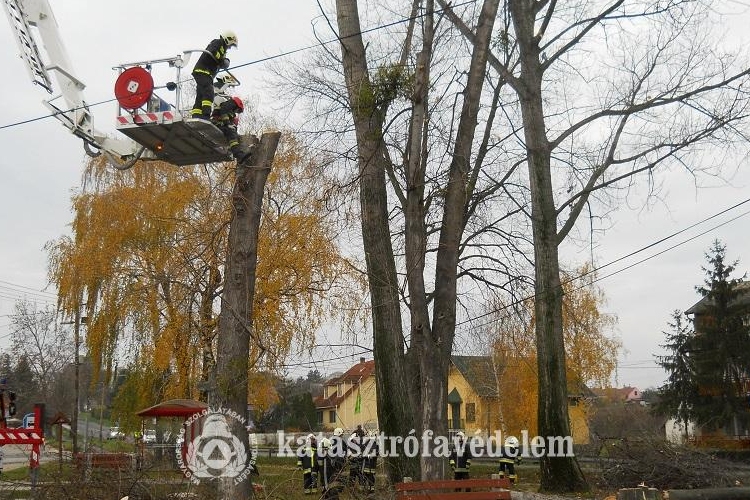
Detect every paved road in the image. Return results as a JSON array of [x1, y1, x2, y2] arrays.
[[0, 443, 54, 471]]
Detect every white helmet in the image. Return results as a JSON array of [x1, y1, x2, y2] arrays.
[[214, 74, 239, 88], [333, 427, 344, 437], [505, 436, 519, 448], [221, 30, 238, 48], [306, 433, 315, 444], [320, 438, 331, 449], [455, 431, 465, 439]]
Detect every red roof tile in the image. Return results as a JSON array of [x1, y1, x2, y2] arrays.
[[314, 359, 374, 409]]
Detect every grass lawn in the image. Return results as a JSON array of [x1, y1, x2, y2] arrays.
[[0, 454, 612, 499], [251, 457, 606, 500]]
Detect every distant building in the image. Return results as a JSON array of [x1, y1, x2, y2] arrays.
[[314, 355, 591, 444], [448, 356, 502, 435], [684, 281, 750, 447], [314, 358, 377, 431], [592, 386, 642, 404], [665, 418, 696, 445]]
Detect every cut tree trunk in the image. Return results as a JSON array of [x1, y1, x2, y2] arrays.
[[212, 132, 281, 499]]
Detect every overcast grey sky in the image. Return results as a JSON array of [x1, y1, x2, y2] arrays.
[[0, 1, 748, 391]]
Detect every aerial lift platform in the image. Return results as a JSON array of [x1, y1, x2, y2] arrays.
[[2, 0, 239, 169]]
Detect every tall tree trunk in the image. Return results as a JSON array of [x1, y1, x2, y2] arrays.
[[336, 0, 419, 482], [211, 132, 281, 499], [509, 0, 588, 491], [419, 0, 500, 480], [199, 264, 221, 401]]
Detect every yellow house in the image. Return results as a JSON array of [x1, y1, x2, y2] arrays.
[[314, 358, 378, 432], [447, 356, 503, 435], [567, 387, 592, 445], [314, 355, 590, 444], [449, 355, 591, 445]]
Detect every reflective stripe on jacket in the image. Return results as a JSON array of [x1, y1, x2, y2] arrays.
[[193, 38, 229, 77]]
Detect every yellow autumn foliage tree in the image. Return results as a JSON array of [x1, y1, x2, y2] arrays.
[[47, 134, 359, 421], [489, 264, 620, 437]]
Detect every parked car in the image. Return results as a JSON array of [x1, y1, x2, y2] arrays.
[[108, 426, 125, 440], [143, 429, 157, 444]]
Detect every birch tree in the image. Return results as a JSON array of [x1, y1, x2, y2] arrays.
[[9, 300, 73, 402]]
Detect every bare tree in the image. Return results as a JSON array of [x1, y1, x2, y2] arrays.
[[334, 0, 506, 480], [271, 0, 538, 481], [441, 0, 750, 491], [9, 300, 73, 403]]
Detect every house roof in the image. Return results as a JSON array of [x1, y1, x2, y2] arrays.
[[685, 281, 750, 315], [314, 359, 375, 409], [451, 355, 500, 398], [591, 386, 640, 402], [136, 399, 208, 418], [567, 380, 598, 400], [447, 387, 463, 404]]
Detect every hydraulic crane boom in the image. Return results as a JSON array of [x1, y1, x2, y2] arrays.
[[2, 0, 138, 165], [2, 0, 240, 169]]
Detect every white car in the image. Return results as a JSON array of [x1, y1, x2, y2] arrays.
[[143, 429, 157, 443], [108, 426, 125, 440]]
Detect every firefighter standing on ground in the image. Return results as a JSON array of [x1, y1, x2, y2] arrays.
[[347, 426, 366, 487], [318, 437, 345, 500], [191, 31, 238, 120], [498, 435, 520, 483], [297, 433, 318, 494], [361, 430, 378, 492], [449, 431, 472, 480], [329, 427, 347, 484]]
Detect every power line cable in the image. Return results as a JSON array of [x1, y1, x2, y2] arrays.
[[0, 286, 56, 302], [0, 293, 55, 305], [282, 350, 372, 369], [231, 199, 750, 373], [456, 198, 750, 330], [592, 208, 750, 285], [0, 0, 478, 132], [0, 280, 56, 297]]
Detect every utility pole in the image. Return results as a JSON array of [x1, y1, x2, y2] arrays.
[[72, 305, 81, 456], [63, 303, 85, 456], [70, 299, 88, 456]]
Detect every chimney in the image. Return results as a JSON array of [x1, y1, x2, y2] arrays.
[[360, 357, 366, 364]]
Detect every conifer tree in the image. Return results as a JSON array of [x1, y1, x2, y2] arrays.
[[655, 311, 697, 437], [689, 241, 750, 430], [656, 241, 750, 432]]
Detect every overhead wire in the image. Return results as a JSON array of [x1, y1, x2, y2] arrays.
[[0, 284, 56, 303], [1, 1, 747, 376], [0, 0, 479, 132], [277, 197, 750, 372], [0, 279, 56, 297], [455, 197, 750, 330]]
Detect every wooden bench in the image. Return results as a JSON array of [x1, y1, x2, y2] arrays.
[[396, 477, 511, 500], [74, 452, 133, 469]]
